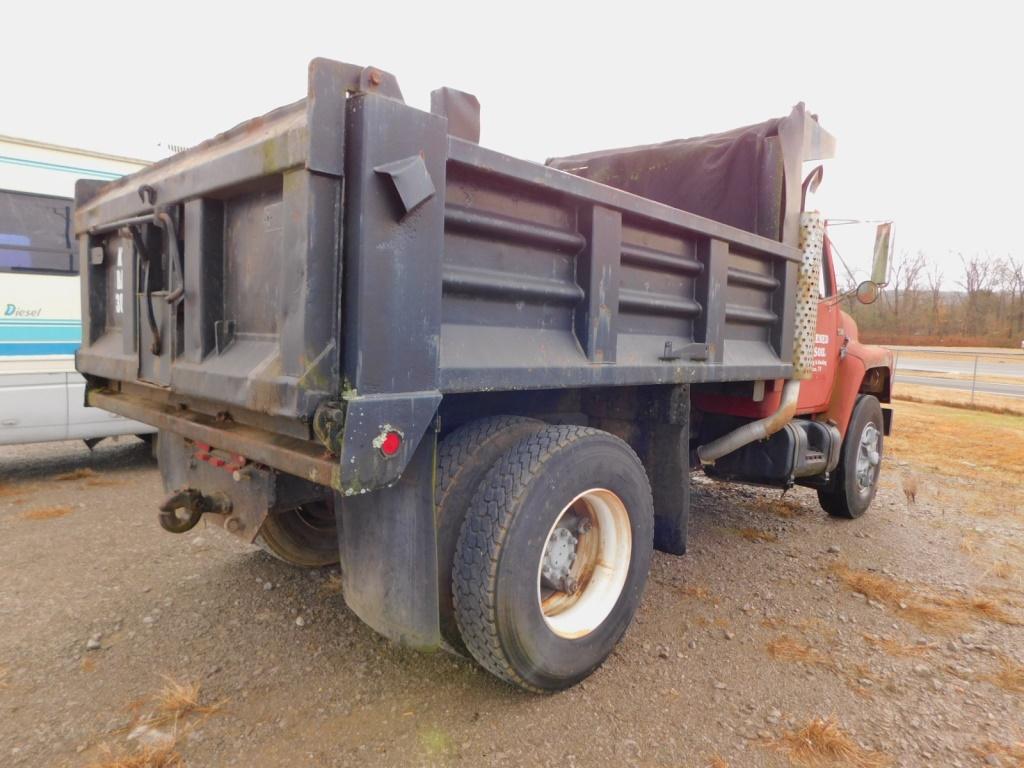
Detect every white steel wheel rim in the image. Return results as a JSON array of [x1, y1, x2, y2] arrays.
[[855, 422, 881, 495], [537, 488, 632, 640]]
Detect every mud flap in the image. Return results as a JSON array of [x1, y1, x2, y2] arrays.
[[644, 421, 690, 555], [335, 433, 441, 650]]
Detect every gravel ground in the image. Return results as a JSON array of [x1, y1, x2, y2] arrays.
[[0, 407, 1022, 768]]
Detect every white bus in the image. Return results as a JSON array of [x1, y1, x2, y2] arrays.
[[0, 134, 157, 446]]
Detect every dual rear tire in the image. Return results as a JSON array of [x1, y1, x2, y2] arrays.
[[446, 423, 654, 692]]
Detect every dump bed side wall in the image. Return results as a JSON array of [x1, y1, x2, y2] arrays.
[[438, 139, 797, 393]]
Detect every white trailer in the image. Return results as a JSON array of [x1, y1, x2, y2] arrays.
[[0, 134, 157, 445]]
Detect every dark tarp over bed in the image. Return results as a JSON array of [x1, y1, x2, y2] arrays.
[[547, 104, 835, 248]]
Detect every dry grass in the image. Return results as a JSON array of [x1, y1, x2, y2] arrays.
[[766, 716, 891, 767], [970, 740, 1024, 767], [55, 467, 99, 481], [993, 560, 1017, 580], [736, 527, 778, 543], [767, 636, 837, 671], [20, 505, 73, 521], [0, 665, 8, 688], [862, 634, 936, 658], [886, 401, 1024, 481], [678, 584, 712, 600], [765, 636, 874, 697], [708, 757, 729, 768], [143, 678, 222, 730], [319, 573, 343, 596], [85, 477, 124, 488], [984, 655, 1024, 694], [86, 744, 182, 768], [894, 383, 1024, 416], [830, 562, 1022, 631], [960, 532, 981, 555], [745, 495, 805, 519]]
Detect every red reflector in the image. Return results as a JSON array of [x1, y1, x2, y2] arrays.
[[379, 430, 402, 457]]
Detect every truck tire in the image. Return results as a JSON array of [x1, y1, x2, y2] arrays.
[[436, 415, 546, 653], [818, 395, 884, 519], [255, 501, 339, 568], [453, 426, 654, 692]]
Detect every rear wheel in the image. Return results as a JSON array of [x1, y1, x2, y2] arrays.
[[453, 426, 654, 692], [435, 416, 546, 653], [818, 395, 884, 519], [255, 500, 339, 567]]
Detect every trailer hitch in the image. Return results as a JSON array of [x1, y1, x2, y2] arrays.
[[157, 488, 232, 533]]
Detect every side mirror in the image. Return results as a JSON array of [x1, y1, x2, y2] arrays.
[[870, 222, 892, 285], [856, 280, 881, 305]]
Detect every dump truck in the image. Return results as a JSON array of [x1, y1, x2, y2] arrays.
[[74, 58, 894, 692]]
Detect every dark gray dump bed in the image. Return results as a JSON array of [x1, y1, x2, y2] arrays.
[[74, 59, 831, 494]]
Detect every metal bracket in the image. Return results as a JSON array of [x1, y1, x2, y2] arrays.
[[374, 156, 436, 218], [659, 341, 709, 361]]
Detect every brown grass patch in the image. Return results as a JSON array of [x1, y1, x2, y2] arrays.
[[830, 562, 1022, 631], [0, 665, 8, 688], [894, 391, 1024, 417], [86, 743, 182, 768], [55, 467, 99, 481], [767, 636, 837, 671], [862, 634, 935, 658], [146, 678, 222, 729], [959, 532, 981, 555], [678, 584, 712, 600], [85, 477, 123, 488], [20, 505, 73, 521], [319, 573, 343, 596], [970, 740, 1024, 766], [993, 560, 1017, 580], [767, 716, 891, 768], [708, 757, 729, 768], [984, 655, 1024, 694], [736, 527, 778, 543]]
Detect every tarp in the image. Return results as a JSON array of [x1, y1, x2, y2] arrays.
[[547, 118, 783, 238]]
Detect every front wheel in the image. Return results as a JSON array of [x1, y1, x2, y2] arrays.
[[453, 426, 654, 692], [818, 395, 884, 519]]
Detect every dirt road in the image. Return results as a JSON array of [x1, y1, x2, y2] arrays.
[[1, 402, 1022, 767]]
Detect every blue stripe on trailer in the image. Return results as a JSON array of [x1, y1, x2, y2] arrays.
[[0, 325, 82, 341], [0, 154, 122, 180], [0, 341, 80, 356]]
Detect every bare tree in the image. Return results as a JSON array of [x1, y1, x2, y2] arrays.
[[925, 263, 943, 335], [889, 249, 927, 319], [957, 253, 995, 333]]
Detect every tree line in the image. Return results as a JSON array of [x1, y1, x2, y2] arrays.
[[841, 253, 1024, 347]]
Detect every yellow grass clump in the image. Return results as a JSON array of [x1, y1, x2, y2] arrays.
[[736, 527, 778, 543], [767, 716, 891, 768], [984, 655, 1024, 694], [145, 678, 223, 730], [86, 744, 182, 768], [708, 756, 729, 768], [970, 741, 1024, 766], [20, 505, 73, 521], [55, 467, 99, 481], [862, 634, 935, 658], [830, 563, 1022, 631]]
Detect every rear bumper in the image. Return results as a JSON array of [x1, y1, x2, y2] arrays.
[[87, 388, 340, 488]]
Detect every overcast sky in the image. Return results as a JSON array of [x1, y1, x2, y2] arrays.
[[4, 1, 1020, 282]]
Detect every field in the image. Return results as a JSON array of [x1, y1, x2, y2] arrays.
[[1, 401, 1022, 767]]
